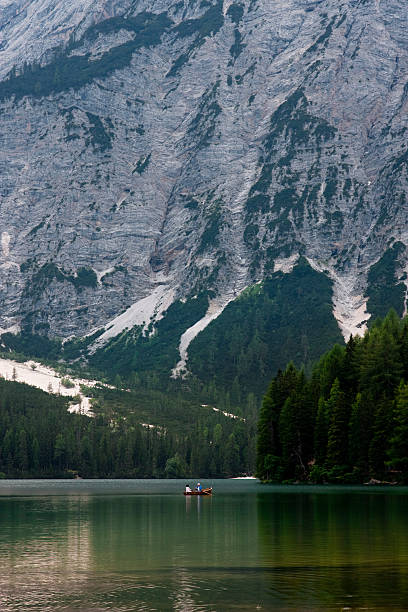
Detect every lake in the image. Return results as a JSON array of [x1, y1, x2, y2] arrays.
[[0, 479, 407, 610]]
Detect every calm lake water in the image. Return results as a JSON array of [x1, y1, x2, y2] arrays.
[[0, 479, 407, 611]]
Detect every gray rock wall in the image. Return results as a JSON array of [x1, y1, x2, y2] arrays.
[[0, 0, 407, 338]]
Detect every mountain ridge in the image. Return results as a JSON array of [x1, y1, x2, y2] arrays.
[[0, 0, 407, 383]]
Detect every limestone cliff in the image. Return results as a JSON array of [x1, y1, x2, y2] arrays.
[[0, 0, 407, 360]]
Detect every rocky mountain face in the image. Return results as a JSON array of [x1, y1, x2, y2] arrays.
[[0, 0, 407, 377]]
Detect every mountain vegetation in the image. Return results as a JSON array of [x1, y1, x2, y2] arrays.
[[0, 374, 256, 479], [0, 259, 343, 400], [188, 258, 343, 396], [257, 310, 408, 484]]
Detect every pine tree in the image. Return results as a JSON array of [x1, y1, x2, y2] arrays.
[[256, 380, 277, 479], [16, 428, 28, 472], [348, 393, 372, 476], [317, 344, 345, 399], [360, 326, 402, 400], [339, 335, 360, 398], [314, 397, 328, 465], [387, 381, 408, 481], [369, 395, 393, 477], [398, 317, 408, 381], [32, 437, 40, 473], [224, 433, 240, 476], [326, 378, 349, 470], [279, 394, 305, 479], [54, 433, 66, 471]]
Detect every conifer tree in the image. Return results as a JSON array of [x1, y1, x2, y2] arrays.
[[16, 428, 28, 472], [360, 326, 402, 400], [348, 393, 371, 475], [369, 395, 393, 476], [388, 381, 408, 481], [314, 397, 328, 465], [317, 344, 345, 399], [256, 379, 278, 479], [325, 378, 349, 470], [279, 370, 310, 479]]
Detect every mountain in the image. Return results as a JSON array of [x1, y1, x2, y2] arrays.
[[0, 0, 407, 391]]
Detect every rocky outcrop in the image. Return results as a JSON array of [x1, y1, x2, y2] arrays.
[[0, 0, 407, 345]]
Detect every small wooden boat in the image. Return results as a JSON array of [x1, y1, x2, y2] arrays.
[[184, 487, 212, 496]]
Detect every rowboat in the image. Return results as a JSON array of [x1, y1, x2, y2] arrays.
[[184, 487, 212, 496]]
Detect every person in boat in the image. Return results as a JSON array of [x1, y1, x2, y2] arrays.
[[196, 482, 202, 492], [185, 484, 192, 493]]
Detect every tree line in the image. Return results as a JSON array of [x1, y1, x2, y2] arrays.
[[0, 376, 255, 479], [257, 310, 408, 483]]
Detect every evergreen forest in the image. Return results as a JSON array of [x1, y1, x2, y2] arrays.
[[257, 310, 408, 484], [0, 377, 256, 479]]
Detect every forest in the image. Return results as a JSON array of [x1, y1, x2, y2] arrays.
[[5, 305, 408, 482], [0, 375, 256, 479], [257, 310, 408, 484]]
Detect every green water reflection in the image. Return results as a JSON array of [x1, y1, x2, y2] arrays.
[[0, 481, 407, 610]]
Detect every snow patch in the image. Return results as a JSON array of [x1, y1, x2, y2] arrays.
[[94, 285, 175, 345], [200, 404, 244, 420], [0, 358, 99, 416], [333, 296, 369, 340], [96, 267, 114, 284], [114, 192, 128, 210], [172, 295, 237, 377], [211, 407, 245, 421], [306, 258, 369, 339], [0, 323, 20, 335], [1, 232, 10, 257], [273, 253, 299, 273]]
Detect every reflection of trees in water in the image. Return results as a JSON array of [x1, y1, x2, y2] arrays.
[[88, 493, 256, 571], [0, 495, 93, 606], [256, 490, 408, 609]]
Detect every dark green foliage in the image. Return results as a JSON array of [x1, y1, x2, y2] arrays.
[[243, 223, 259, 248], [1, 332, 62, 361], [256, 366, 299, 479], [0, 375, 253, 478], [85, 113, 113, 152], [226, 3, 244, 24], [257, 309, 408, 484], [348, 393, 370, 474], [326, 378, 349, 468], [188, 258, 343, 396], [365, 242, 406, 320], [245, 89, 336, 219], [134, 153, 151, 174], [184, 198, 199, 210], [0, 12, 172, 102], [74, 267, 98, 289], [391, 148, 408, 173], [257, 364, 315, 481], [369, 396, 393, 476], [0, 329, 103, 362], [278, 370, 313, 480], [31, 263, 65, 288], [26, 263, 97, 294], [360, 322, 403, 400], [167, 2, 224, 76], [174, 1, 224, 40], [388, 382, 408, 481], [187, 82, 222, 150], [229, 29, 245, 60], [198, 208, 222, 252], [91, 294, 210, 377], [305, 15, 336, 55], [314, 397, 328, 465]]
